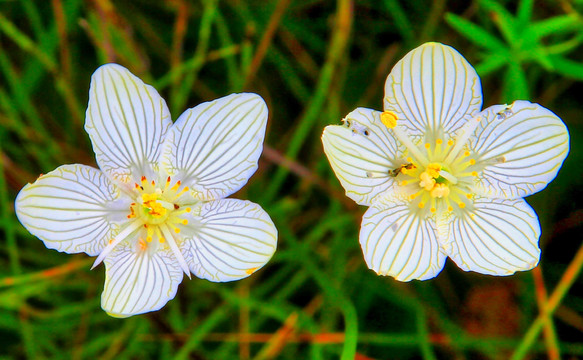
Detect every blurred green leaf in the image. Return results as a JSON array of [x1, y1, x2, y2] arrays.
[[445, 13, 506, 50]]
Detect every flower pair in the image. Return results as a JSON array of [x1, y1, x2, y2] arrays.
[[16, 42, 570, 318]]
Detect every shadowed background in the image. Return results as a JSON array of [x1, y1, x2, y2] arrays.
[[0, 0, 582, 359]]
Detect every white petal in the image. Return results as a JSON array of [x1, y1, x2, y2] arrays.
[[471, 100, 570, 199], [359, 198, 446, 281], [85, 64, 172, 185], [181, 199, 277, 282], [160, 93, 267, 201], [444, 198, 541, 276], [384, 42, 482, 137], [101, 241, 184, 318], [322, 108, 401, 206], [15, 164, 130, 256]]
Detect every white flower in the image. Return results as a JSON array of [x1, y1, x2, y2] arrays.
[[15, 64, 277, 317], [322, 42, 569, 281]]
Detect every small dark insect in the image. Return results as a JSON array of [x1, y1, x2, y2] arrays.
[[388, 163, 415, 177], [495, 106, 513, 120]]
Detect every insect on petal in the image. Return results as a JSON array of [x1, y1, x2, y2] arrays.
[[322, 108, 401, 206], [470, 100, 569, 199]]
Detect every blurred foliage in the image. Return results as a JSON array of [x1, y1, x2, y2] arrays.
[[0, 0, 582, 359]]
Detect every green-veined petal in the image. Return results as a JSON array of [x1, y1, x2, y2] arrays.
[[101, 241, 184, 318], [15, 164, 130, 256], [359, 197, 446, 281], [85, 64, 172, 185], [384, 42, 482, 138], [470, 100, 569, 199], [160, 93, 267, 201], [181, 199, 277, 282], [444, 198, 540, 276], [322, 108, 401, 206]]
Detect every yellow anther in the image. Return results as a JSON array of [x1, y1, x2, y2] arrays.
[[424, 143, 430, 149], [185, 207, 191, 213], [430, 183, 450, 198], [406, 157, 413, 163], [469, 159, 476, 165], [409, 193, 417, 200], [466, 193, 473, 199], [447, 140, 454, 146], [426, 163, 441, 178], [436, 139, 443, 145], [171, 180, 182, 192], [419, 172, 436, 191], [380, 111, 398, 129], [447, 206, 453, 212], [464, 151, 470, 157], [471, 171, 478, 177], [182, 219, 188, 225], [146, 236, 152, 242], [430, 207, 436, 213], [458, 202, 466, 209], [174, 228, 181, 234], [159, 237, 165, 244], [418, 202, 425, 209]]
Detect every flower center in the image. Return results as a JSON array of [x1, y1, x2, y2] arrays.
[[127, 176, 192, 243], [92, 175, 196, 277], [142, 193, 168, 218], [382, 110, 483, 217]]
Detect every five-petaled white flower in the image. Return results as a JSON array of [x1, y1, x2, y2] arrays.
[[322, 42, 569, 281], [16, 64, 278, 317]]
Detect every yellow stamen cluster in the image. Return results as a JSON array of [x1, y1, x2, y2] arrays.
[[126, 176, 194, 249], [142, 193, 167, 218], [378, 110, 487, 219], [418, 163, 443, 192]]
